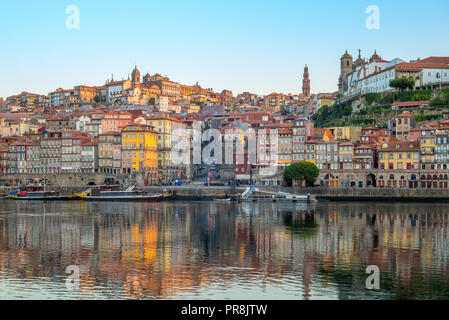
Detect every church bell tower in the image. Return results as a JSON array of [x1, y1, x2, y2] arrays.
[[302, 65, 311, 98]]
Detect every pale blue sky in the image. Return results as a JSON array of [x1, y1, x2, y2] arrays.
[[1, 0, 448, 98]]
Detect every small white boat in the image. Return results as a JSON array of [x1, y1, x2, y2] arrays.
[[215, 198, 232, 202]]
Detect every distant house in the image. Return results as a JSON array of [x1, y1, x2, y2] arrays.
[[392, 100, 430, 110]]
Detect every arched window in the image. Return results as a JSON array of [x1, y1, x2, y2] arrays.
[[389, 174, 395, 180], [411, 174, 417, 180]]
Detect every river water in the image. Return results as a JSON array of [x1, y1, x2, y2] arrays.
[[0, 200, 448, 300]]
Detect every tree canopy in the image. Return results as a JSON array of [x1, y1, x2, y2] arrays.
[[389, 77, 415, 91], [284, 162, 319, 186], [312, 103, 352, 126]]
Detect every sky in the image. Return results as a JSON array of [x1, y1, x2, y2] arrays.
[[0, 0, 449, 99]]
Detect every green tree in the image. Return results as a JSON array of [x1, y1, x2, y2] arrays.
[[93, 95, 101, 103], [342, 105, 352, 116], [284, 162, 319, 187], [414, 113, 426, 122], [390, 77, 415, 91], [431, 97, 446, 106]]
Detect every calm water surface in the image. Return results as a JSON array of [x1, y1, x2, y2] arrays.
[[0, 200, 448, 300]]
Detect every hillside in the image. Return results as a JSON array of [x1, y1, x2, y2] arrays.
[[313, 88, 449, 128]]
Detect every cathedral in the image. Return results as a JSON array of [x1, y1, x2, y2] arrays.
[[131, 65, 141, 89], [338, 49, 383, 94]]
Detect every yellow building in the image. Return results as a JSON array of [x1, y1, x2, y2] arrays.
[[419, 128, 436, 169], [74, 85, 97, 103], [264, 92, 286, 113], [328, 126, 362, 143], [121, 124, 158, 183], [138, 114, 188, 183], [188, 105, 200, 113], [181, 84, 195, 96], [378, 141, 420, 171], [277, 128, 292, 165], [319, 97, 336, 108], [338, 142, 354, 169], [141, 84, 161, 102]]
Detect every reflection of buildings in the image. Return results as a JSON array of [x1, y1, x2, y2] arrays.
[[0, 201, 449, 299]]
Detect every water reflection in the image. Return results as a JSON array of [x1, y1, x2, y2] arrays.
[[0, 200, 448, 300]]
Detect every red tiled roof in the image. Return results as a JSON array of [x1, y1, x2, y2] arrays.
[[378, 140, 420, 152], [397, 112, 413, 118], [99, 131, 121, 135], [396, 61, 449, 70], [419, 57, 449, 65], [278, 128, 292, 134], [10, 141, 39, 146], [81, 140, 98, 146], [392, 100, 430, 107]]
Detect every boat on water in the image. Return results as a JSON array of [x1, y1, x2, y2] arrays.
[[8, 190, 69, 201], [214, 198, 232, 202], [73, 185, 173, 202]]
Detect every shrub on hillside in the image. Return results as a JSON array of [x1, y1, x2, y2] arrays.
[[431, 97, 445, 106]]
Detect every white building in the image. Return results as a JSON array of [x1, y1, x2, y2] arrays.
[[106, 79, 132, 103], [157, 96, 169, 112], [340, 51, 449, 99], [81, 141, 97, 173], [76, 115, 91, 132]]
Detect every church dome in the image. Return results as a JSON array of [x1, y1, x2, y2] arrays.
[[132, 66, 140, 78], [354, 49, 365, 67], [341, 50, 352, 59], [369, 50, 381, 63]]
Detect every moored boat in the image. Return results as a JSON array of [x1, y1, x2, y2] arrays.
[[73, 186, 173, 202], [8, 190, 69, 201], [214, 198, 232, 202]]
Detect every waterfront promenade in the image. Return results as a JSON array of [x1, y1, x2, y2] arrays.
[[3, 181, 449, 202], [146, 185, 449, 202]]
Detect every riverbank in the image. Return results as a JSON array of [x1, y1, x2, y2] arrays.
[[2, 185, 449, 202], [142, 186, 449, 202], [251, 186, 449, 202]]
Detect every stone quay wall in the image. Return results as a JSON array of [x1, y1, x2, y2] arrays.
[[141, 186, 449, 202], [257, 186, 449, 202]]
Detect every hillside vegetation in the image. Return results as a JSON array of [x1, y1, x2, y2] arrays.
[[313, 88, 449, 128]]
